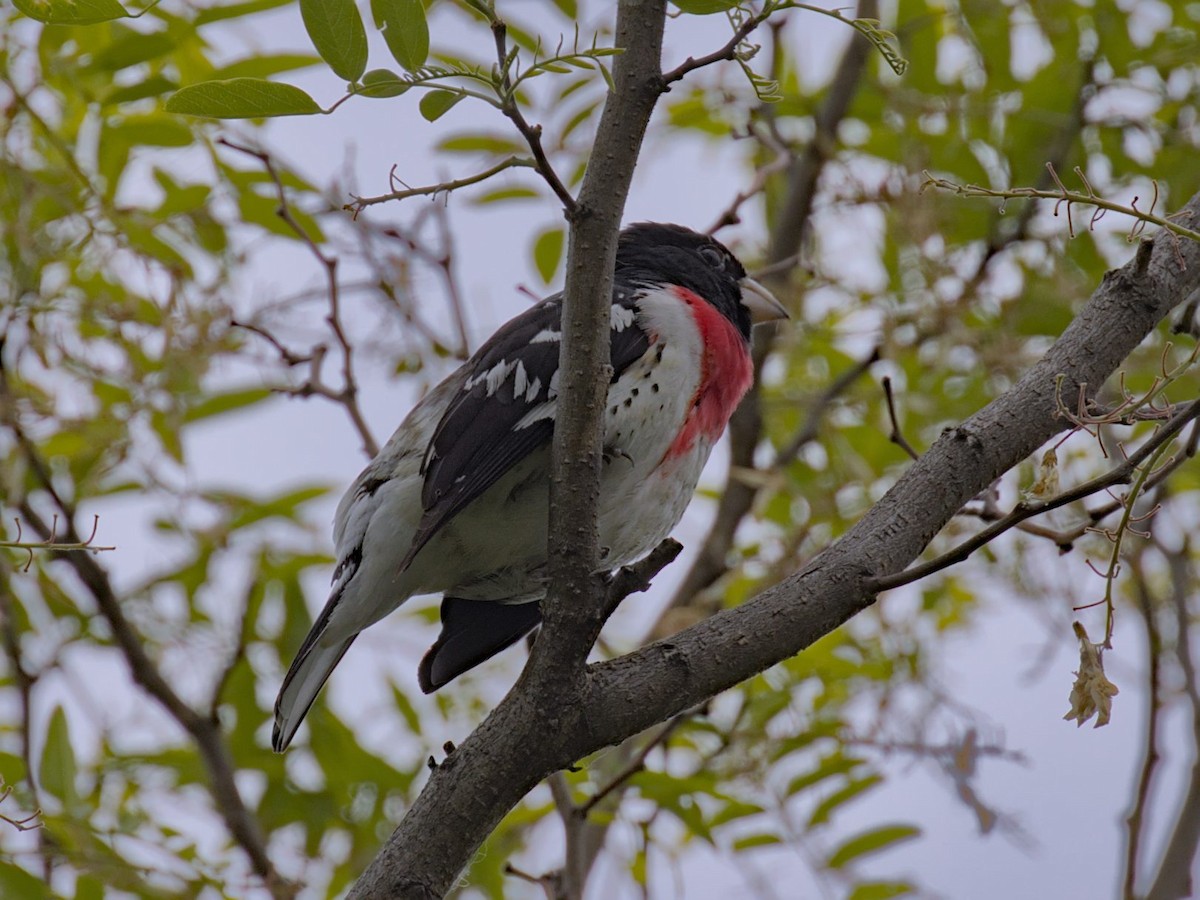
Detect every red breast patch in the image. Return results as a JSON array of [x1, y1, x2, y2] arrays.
[[664, 286, 753, 460]]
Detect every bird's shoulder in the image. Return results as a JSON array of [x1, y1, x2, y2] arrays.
[[404, 279, 657, 563]]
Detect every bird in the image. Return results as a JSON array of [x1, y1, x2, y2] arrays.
[[272, 222, 787, 751]]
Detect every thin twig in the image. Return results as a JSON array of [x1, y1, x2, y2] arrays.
[[661, 6, 774, 87], [346, 156, 537, 215], [707, 123, 794, 234], [775, 346, 879, 465], [576, 709, 694, 818], [220, 139, 379, 459], [870, 399, 1200, 593], [923, 165, 1200, 245], [491, 20, 577, 213], [881, 376, 920, 461]]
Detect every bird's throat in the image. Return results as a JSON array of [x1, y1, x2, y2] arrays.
[[664, 286, 754, 461]]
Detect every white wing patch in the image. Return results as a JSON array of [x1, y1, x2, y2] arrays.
[[515, 400, 556, 430], [464, 359, 519, 396], [531, 328, 560, 343], [512, 360, 529, 398], [610, 305, 635, 332]]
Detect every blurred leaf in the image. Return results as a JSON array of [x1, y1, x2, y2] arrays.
[[827, 824, 921, 869], [390, 683, 423, 735], [438, 134, 526, 155], [731, 832, 782, 851], [670, 0, 738, 13], [39, 706, 78, 807], [183, 387, 272, 424], [301, 0, 369, 82], [166, 79, 322, 118], [213, 54, 323, 80], [13, 0, 128, 24], [472, 186, 541, 204], [195, 0, 292, 24], [533, 226, 564, 284], [849, 881, 916, 900], [808, 774, 883, 827], [0, 859, 54, 896], [89, 28, 177, 71]]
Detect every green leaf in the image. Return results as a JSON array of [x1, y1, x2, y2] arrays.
[[438, 134, 526, 155], [356, 68, 410, 98], [731, 832, 782, 851], [213, 54, 323, 81], [89, 29, 178, 71], [375, 0, 429, 72], [184, 388, 272, 424], [195, 0, 291, 23], [166, 79, 322, 119], [826, 824, 920, 869], [0, 860, 50, 897], [533, 226, 565, 284], [849, 882, 916, 900], [300, 0, 369, 82], [472, 186, 541, 205], [418, 89, 464, 122], [808, 774, 883, 827], [785, 753, 862, 796], [39, 706, 78, 806], [103, 75, 178, 106], [390, 683, 423, 735], [670, 0, 739, 13], [13, 0, 128, 24]]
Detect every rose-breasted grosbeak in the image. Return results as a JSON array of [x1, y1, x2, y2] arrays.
[[273, 222, 786, 751]]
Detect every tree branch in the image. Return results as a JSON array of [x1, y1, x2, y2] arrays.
[[345, 156, 537, 214], [868, 399, 1200, 593], [1145, 544, 1200, 900]]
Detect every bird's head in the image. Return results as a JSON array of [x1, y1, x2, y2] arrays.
[[616, 222, 788, 339]]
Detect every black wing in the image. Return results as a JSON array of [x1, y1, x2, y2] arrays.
[[402, 287, 651, 566]]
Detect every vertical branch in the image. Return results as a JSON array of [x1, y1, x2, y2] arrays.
[[1145, 544, 1200, 900], [535, 0, 668, 681], [0, 570, 50, 879], [1123, 552, 1163, 900]]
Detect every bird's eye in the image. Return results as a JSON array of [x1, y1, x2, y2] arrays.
[[698, 245, 726, 270]]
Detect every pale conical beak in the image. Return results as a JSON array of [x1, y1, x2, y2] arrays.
[[740, 277, 789, 324]]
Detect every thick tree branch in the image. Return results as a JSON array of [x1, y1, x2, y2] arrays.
[[355, 187, 1200, 897]]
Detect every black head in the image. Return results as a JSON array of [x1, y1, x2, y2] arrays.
[[616, 222, 755, 339]]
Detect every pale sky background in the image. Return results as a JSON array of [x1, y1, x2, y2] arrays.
[[12, 1, 1198, 898]]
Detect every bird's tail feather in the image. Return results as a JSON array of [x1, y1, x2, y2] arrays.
[[273, 631, 356, 752]]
